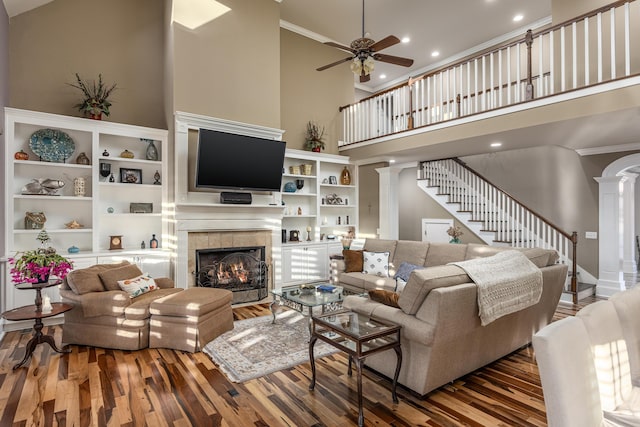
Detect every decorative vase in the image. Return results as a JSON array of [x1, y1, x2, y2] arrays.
[[150, 234, 158, 249], [449, 238, 461, 244], [120, 149, 134, 159], [340, 166, 352, 185], [76, 152, 90, 165], [144, 139, 159, 161], [312, 147, 320, 153], [73, 177, 86, 197], [89, 112, 102, 120]]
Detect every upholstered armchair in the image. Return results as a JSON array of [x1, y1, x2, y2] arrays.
[[60, 261, 182, 350]]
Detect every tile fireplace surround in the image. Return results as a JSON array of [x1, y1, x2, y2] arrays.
[[174, 204, 284, 298]]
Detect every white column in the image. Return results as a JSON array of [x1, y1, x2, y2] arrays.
[[594, 176, 625, 296], [376, 167, 399, 239], [621, 173, 637, 274]]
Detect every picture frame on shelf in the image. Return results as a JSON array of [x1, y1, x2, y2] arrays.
[[129, 203, 153, 213], [119, 168, 142, 184], [328, 176, 337, 185]]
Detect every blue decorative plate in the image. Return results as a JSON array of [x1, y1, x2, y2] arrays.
[[29, 128, 75, 162]]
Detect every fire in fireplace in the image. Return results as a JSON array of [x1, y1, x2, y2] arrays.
[[194, 246, 268, 304]]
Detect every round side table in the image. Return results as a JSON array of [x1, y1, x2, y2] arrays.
[[1, 280, 72, 370]]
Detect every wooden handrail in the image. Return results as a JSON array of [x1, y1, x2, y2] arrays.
[[422, 157, 579, 303], [451, 158, 574, 241]]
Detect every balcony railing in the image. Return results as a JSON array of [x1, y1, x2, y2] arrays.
[[340, 0, 640, 146]]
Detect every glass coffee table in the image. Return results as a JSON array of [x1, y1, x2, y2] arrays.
[[309, 310, 402, 427], [270, 282, 345, 335]]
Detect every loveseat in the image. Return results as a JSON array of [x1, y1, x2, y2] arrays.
[[338, 239, 568, 395], [60, 261, 233, 351]]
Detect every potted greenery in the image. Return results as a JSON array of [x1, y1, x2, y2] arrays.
[[69, 73, 117, 120], [9, 248, 74, 284], [304, 121, 326, 152]]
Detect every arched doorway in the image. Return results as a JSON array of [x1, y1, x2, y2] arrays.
[[595, 154, 640, 296]]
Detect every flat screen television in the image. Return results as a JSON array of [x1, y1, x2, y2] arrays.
[[195, 128, 286, 193]]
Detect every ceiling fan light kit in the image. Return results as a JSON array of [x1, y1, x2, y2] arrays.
[[317, 0, 414, 82]]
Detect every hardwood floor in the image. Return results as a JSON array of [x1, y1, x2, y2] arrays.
[[0, 298, 599, 427]]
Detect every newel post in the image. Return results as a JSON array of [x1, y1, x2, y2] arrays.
[[525, 29, 535, 100], [571, 231, 578, 304]]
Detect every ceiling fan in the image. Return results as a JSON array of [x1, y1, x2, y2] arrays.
[[317, 0, 414, 83]]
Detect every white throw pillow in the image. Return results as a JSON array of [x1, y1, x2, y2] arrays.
[[117, 273, 157, 298], [362, 251, 390, 277]]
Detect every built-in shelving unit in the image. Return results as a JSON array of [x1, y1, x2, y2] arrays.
[[2, 108, 170, 321], [279, 149, 357, 285]]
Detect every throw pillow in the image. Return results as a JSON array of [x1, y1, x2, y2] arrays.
[[395, 278, 407, 293], [368, 289, 400, 308], [393, 262, 423, 282], [117, 273, 158, 298], [65, 261, 130, 295], [343, 249, 364, 273], [362, 251, 390, 277], [99, 264, 144, 291]]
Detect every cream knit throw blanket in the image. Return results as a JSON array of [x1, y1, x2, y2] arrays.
[[450, 250, 543, 326]]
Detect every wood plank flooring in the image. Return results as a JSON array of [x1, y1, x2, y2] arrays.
[[0, 298, 598, 427]]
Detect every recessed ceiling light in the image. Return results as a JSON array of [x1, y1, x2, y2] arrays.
[[389, 159, 396, 164], [379, 74, 387, 79], [490, 142, 502, 148], [401, 37, 410, 43], [431, 51, 440, 57], [513, 14, 523, 22]]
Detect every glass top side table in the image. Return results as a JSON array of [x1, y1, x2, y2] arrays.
[[309, 310, 402, 427]]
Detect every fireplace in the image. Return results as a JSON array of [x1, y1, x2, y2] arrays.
[[194, 246, 268, 304]]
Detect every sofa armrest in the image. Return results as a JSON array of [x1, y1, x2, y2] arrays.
[[154, 277, 175, 289], [60, 288, 130, 318], [343, 295, 435, 344]]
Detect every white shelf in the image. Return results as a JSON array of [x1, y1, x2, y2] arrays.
[[14, 160, 92, 169], [282, 193, 317, 197], [283, 214, 317, 218], [283, 173, 316, 179], [320, 183, 357, 189], [99, 182, 161, 190], [320, 204, 356, 208], [97, 156, 162, 165], [14, 228, 93, 234], [14, 195, 93, 201], [102, 213, 162, 217]]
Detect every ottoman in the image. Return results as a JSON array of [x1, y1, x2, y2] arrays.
[[149, 287, 234, 352]]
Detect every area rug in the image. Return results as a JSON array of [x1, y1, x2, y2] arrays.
[[203, 311, 339, 382]]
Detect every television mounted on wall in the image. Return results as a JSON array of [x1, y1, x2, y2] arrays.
[[195, 128, 286, 195]]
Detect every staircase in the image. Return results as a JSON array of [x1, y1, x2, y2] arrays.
[[417, 158, 594, 303]]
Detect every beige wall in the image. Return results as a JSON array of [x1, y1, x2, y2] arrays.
[[171, 0, 280, 129], [8, 0, 166, 129], [279, 29, 354, 153], [358, 162, 386, 238], [552, 0, 611, 24]]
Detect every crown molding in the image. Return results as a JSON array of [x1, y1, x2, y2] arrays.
[[576, 142, 640, 156]]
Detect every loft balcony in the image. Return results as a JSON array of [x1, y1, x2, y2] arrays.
[[338, 0, 640, 163]]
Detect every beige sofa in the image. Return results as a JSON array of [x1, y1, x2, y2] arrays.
[[60, 261, 233, 351], [339, 239, 568, 395], [533, 288, 640, 426]]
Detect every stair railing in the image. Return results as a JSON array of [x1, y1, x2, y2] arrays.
[[419, 158, 579, 303]]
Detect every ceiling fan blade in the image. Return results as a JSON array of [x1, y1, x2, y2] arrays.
[[359, 72, 370, 83], [374, 53, 414, 67], [317, 56, 353, 71], [324, 41, 356, 54], [370, 35, 400, 52]]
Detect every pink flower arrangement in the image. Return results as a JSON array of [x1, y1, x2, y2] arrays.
[[9, 249, 74, 284]]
